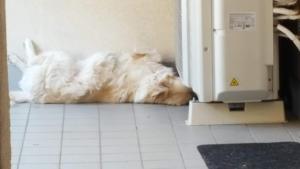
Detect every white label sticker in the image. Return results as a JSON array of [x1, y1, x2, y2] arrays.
[[229, 13, 256, 31]]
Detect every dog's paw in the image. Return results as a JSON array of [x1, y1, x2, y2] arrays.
[[10, 100, 16, 106], [9, 91, 31, 103]]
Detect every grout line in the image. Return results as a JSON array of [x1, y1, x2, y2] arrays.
[[208, 125, 218, 144], [281, 123, 296, 142], [16, 103, 32, 169], [246, 124, 258, 143], [97, 104, 103, 169], [132, 104, 145, 169], [166, 106, 187, 169], [58, 104, 66, 169]]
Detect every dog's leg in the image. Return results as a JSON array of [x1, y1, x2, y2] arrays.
[[10, 91, 32, 104], [8, 53, 27, 72], [23, 38, 38, 66], [7, 39, 39, 85]]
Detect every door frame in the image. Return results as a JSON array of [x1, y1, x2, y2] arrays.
[[0, 0, 11, 168]]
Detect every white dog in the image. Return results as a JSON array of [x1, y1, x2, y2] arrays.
[[9, 39, 193, 105]]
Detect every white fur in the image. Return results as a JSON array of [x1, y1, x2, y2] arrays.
[[10, 39, 192, 105]]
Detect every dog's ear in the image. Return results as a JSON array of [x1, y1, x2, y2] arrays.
[[158, 74, 174, 87], [131, 50, 162, 63], [132, 53, 147, 60], [151, 86, 168, 98]]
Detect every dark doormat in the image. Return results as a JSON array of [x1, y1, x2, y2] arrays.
[[198, 142, 300, 169]]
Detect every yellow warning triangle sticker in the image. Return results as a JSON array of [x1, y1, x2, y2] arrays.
[[230, 78, 239, 87]]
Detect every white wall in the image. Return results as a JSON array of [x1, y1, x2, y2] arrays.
[[6, 0, 180, 62]]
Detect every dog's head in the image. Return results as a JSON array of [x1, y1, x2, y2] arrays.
[[152, 74, 193, 105], [135, 72, 193, 106]]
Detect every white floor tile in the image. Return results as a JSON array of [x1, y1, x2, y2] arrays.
[[30, 103, 63, 109], [63, 139, 99, 146], [30, 104, 64, 114], [64, 124, 99, 132], [19, 164, 59, 169], [11, 139, 23, 147], [135, 113, 170, 125], [211, 125, 255, 144], [285, 122, 300, 142], [65, 112, 98, 119], [142, 152, 182, 161], [64, 118, 98, 126], [25, 133, 61, 140], [20, 155, 60, 164], [10, 103, 31, 114], [11, 164, 18, 169], [29, 112, 63, 120], [26, 125, 62, 133], [101, 131, 137, 139], [134, 104, 170, 124], [137, 124, 173, 131], [138, 130, 174, 139], [63, 132, 99, 140], [180, 148, 202, 160], [28, 119, 63, 126], [184, 158, 208, 168], [100, 119, 135, 125], [100, 124, 136, 132], [248, 124, 293, 142], [11, 119, 28, 127], [22, 147, 61, 155], [133, 104, 167, 114], [99, 104, 132, 113], [65, 105, 98, 119], [23, 139, 61, 147], [102, 161, 143, 169], [168, 106, 189, 125], [102, 145, 139, 154], [143, 160, 185, 169], [11, 126, 26, 133], [11, 147, 22, 156], [140, 144, 179, 153], [10, 112, 28, 120], [61, 163, 100, 169], [102, 153, 141, 162], [174, 125, 216, 145], [11, 155, 20, 164], [139, 137, 177, 145], [61, 154, 100, 163], [10, 103, 300, 169], [100, 112, 134, 119], [100, 108, 135, 123], [101, 138, 138, 146], [62, 146, 100, 155], [11, 132, 24, 140]]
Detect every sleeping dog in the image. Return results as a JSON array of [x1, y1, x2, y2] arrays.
[[9, 39, 192, 105]]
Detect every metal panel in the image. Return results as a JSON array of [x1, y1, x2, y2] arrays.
[[180, 0, 213, 102], [213, 0, 274, 102]]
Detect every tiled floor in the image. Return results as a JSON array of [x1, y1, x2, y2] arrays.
[[10, 103, 300, 169]]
